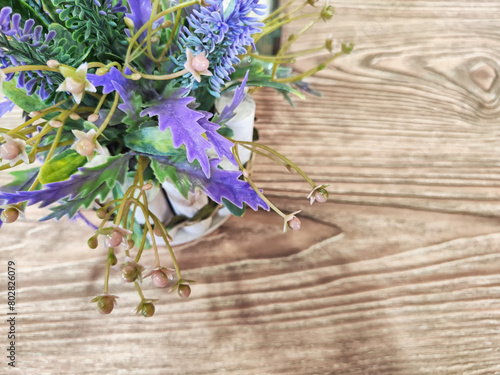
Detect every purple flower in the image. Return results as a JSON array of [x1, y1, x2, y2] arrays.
[[174, 0, 265, 95], [87, 67, 131, 95], [0, 97, 15, 118], [125, 0, 161, 42], [215, 70, 249, 124], [0, 7, 60, 99]]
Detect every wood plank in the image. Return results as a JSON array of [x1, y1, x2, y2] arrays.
[[1, 1, 500, 374]]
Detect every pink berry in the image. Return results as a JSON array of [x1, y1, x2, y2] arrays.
[[87, 113, 99, 123], [314, 189, 328, 203], [151, 270, 170, 288], [1, 208, 19, 224], [75, 139, 95, 156], [122, 264, 140, 282], [192, 54, 209, 72], [106, 231, 123, 248], [153, 225, 163, 237], [287, 217, 301, 231], [0, 143, 19, 160], [178, 284, 191, 298], [49, 119, 64, 128]]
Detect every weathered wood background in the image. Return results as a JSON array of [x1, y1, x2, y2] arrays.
[[1, 1, 500, 374]]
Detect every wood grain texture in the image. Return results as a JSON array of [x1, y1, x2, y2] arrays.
[[1, 1, 500, 374]]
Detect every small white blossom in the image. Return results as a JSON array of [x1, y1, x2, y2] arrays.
[[71, 129, 105, 157], [184, 49, 213, 83], [0, 134, 29, 167], [56, 63, 96, 104], [283, 210, 302, 233], [307, 184, 330, 205]]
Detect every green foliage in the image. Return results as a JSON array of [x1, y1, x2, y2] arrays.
[[43, 153, 133, 220], [124, 127, 187, 162], [2, 80, 46, 113], [2, 168, 40, 191], [53, 0, 127, 61], [125, 127, 197, 199], [150, 159, 191, 199], [222, 198, 245, 217], [229, 59, 305, 101], [48, 23, 91, 65], [122, 93, 149, 133], [0, 0, 52, 29], [39, 149, 87, 184], [0, 17, 89, 102]]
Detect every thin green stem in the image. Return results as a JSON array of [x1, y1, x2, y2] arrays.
[[104, 249, 113, 294], [35, 140, 72, 152], [1, 65, 59, 74], [150, 214, 182, 279], [233, 145, 286, 218], [266, 2, 308, 28], [159, 0, 183, 61], [96, 93, 120, 138], [44, 125, 64, 161], [125, 0, 198, 75], [263, 0, 296, 23], [237, 141, 315, 187], [134, 281, 145, 300], [272, 49, 345, 83], [2, 109, 61, 141], [26, 124, 53, 145], [255, 12, 316, 44], [272, 18, 319, 79], [146, 0, 162, 63]]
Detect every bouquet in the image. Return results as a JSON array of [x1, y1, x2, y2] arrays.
[[0, 0, 352, 316]]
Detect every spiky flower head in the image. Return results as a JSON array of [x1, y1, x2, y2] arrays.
[[173, 0, 265, 95]]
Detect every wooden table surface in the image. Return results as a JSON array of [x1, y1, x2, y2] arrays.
[[1, 1, 500, 374]]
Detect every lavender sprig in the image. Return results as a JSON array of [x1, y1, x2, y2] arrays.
[[172, 0, 265, 96]]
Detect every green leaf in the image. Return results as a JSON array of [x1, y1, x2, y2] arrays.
[[49, 23, 88, 57], [4, 168, 37, 187], [228, 59, 305, 100], [2, 80, 46, 113], [151, 159, 191, 199], [39, 149, 87, 184], [124, 127, 186, 158], [2, 168, 40, 191], [43, 153, 133, 220], [222, 198, 246, 217], [41, 0, 66, 26], [191, 201, 218, 221]]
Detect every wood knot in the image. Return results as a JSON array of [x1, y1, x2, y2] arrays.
[[469, 62, 498, 92]]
